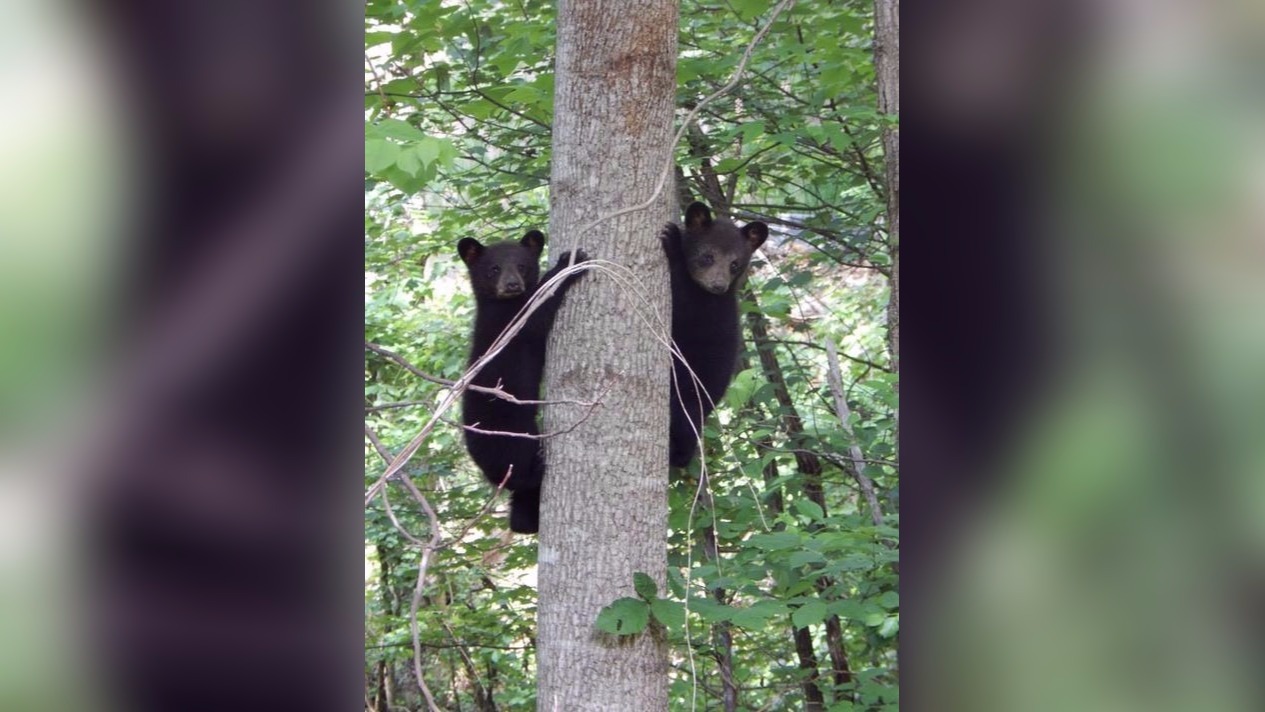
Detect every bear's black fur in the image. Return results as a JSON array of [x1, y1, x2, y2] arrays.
[[457, 230, 587, 533], [662, 202, 768, 467]]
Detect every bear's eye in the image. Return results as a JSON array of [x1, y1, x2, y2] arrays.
[[730, 260, 741, 274], [518, 264, 527, 273], [490, 265, 501, 275], [699, 254, 715, 267]]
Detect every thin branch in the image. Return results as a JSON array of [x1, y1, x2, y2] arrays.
[[450, 378, 610, 439], [365, 53, 391, 115], [824, 340, 884, 527], [365, 399, 432, 413], [436, 467, 516, 554], [404, 472, 445, 712], [366, 341, 597, 406], [472, 87, 551, 130], [366, 426, 443, 712], [367, 426, 430, 548], [366, 641, 532, 651], [364, 422, 395, 463], [754, 337, 891, 373], [440, 619, 495, 712]]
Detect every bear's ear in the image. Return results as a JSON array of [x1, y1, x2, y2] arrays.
[[520, 230, 545, 257], [684, 201, 713, 231], [742, 221, 769, 251], [457, 237, 484, 266]]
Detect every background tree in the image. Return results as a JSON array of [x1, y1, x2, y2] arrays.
[[365, 0, 898, 709], [875, 0, 898, 371]]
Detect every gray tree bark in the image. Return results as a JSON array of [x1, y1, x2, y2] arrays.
[[874, 0, 899, 372], [538, 0, 678, 710]]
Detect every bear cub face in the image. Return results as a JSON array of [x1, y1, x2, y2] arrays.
[[458, 230, 545, 300], [678, 202, 768, 295]]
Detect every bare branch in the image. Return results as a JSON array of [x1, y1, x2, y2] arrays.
[[824, 340, 884, 527], [366, 424, 428, 548], [362, 259, 598, 505], [366, 341, 588, 406], [364, 425, 443, 712]]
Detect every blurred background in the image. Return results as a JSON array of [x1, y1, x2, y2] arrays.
[[0, 0, 1261, 710], [0, 1, 363, 711], [905, 0, 1265, 709]]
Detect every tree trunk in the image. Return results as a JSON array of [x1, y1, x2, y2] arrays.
[[537, 0, 678, 710], [698, 474, 738, 712], [793, 626, 827, 711], [744, 287, 856, 703], [874, 0, 899, 372]]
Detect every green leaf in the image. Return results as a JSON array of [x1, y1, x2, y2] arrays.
[[687, 598, 731, 623], [414, 139, 440, 167], [837, 554, 873, 571], [595, 597, 649, 636], [731, 0, 769, 22], [396, 147, 422, 177], [829, 600, 869, 621], [503, 85, 545, 104], [365, 31, 396, 49], [365, 138, 398, 174], [666, 568, 687, 599], [650, 598, 685, 630], [464, 98, 496, 120], [381, 78, 418, 96], [381, 163, 430, 194], [633, 572, 657, 600], [739, 120, 767, 143], [794, 499, 824, 521], [371, 118, 426, 142], [789, 549, 827, 567], [771, 131, 798, 148], [724, 368, 760, 409], [747, 531, 801, 551], [677, 57, 706, 83], [727, 600, 787, 630], [823, 123, 852, 152], [791, 599, 829, 628], [878, 615, 899, 638]]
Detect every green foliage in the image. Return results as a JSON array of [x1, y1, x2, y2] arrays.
[[649, 598, 687, 631], [632, 571, 658, 600], [596, 597, 652, 636], [365, 0, 897, 709]]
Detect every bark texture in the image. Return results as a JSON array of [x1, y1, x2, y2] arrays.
[[874, 0, 899, 371], [537, 0, 678, 709]]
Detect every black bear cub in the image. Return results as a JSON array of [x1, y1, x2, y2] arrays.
[[457, 230, 587, 533], [662, 202, 768, 467]]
